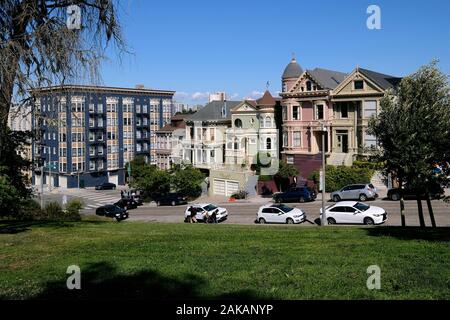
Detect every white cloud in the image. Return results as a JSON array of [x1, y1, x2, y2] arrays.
[[243, 90, 264, 100], [191, 92, 210, 100]]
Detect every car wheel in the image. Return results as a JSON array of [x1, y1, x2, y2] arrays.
[[333, 195, 341, 202], [298, 197, 305, 203], [258, 218, 266, 224], [390, 193, 400, 201], [286, 218, 294, 224], [327, 217, 336, 225], [364, 217, 375, 225], [359, 194, 367, 201], [171, 200, 176, 206]]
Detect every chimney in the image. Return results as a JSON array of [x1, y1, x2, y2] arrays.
[[135, 84, 145, 89]]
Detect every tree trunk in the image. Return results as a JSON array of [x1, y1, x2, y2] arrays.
[[426, 195, 436, 228], [416, 195, 426, 228], [399, 175, 406, 227]]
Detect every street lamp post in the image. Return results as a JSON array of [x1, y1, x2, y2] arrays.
[[320, 122, 328, 226]]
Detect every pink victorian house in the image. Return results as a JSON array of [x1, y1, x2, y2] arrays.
[[280, 57, 347, 181]]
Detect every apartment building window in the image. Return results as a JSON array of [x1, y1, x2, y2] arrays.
[[89, 132, 95, 141], [293, 131, 301, 147], [98, 104, 104, 113], [89, 104, 95, 113], [98, 146, 103, 155], [316, 105, 324, 120], [89, 161, 96, 170], [97, 133, 103, 141], [354, 80, 364, 90], [283, 132, 288, 147], [293, 106, 300, 120], [143, 105, 148, 113], [59, 133, 66, 142], [89, 146, 95, 156], [98, 118, 103, 127], [89, 117, 95, 127], [136, 105, 141, 113]]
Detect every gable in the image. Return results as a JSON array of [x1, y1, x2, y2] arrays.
[[232, 101, 258, 112], [288, 71, 323, 94], [332, 69, 385, 96]]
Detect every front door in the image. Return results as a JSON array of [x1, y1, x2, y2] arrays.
[[336, 133, 349, 153]]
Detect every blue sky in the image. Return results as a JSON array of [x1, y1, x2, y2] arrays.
[[99, 0, 450, 104]]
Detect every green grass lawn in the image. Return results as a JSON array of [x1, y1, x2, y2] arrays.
[[1, 220, 449, 300]]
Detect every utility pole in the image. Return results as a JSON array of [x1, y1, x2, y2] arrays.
[[320, 122, 328, 226], [40, 143, 44, 209], [48, 146, 52, 192]]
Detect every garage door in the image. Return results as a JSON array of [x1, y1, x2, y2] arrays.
[[213, 179, 239, 197], [109, 173, 119, 185], [59, 176, 67, 188]]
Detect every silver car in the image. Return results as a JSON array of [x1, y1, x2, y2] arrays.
[[330, 184, 378, 202]]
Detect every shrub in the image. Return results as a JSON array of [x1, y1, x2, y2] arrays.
[[0, 175, 21, 217], [258, 175, 273, 182], [309, 165, 374, 192], [43, 201, 81, 221], [17, 199, 44, 220], [230, 190, 248, 200], [352, 160, 382, 170], [65, 199, 84, 219]]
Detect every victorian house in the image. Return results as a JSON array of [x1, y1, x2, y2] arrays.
[[279, 57, 401, 182], [182, 93, 281, 196]]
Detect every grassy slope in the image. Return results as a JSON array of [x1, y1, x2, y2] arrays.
[[0, 220, 449, 300]]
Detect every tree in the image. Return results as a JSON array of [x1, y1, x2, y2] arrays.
[[274, 161, 299, 191], [0, 0, 125, 194], [172, 165, 204, 199], [133, 165, 171, 197], [368, 61, 450, 227]]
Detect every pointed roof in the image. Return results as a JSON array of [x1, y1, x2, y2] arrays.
[[358, 68, 402, 89], [187, 100, 241, 121], [256, 90, 276, 107], [307, 68, 348, 89], [282, 57, 304, 79]]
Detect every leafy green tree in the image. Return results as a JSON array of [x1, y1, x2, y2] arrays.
[[134, 166, 171, 197], [0, 175, 21, 216], [368, 61, 450, 227], [172, 165, 205, 199], [274, 161, 299, 191]]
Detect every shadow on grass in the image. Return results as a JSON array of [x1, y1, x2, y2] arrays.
[[28, 261, 269, 300], [364, 226, 450, 242], [0, 220, 109, 235]]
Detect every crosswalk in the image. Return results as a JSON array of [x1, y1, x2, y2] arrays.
[[63, 189, 122, 211]]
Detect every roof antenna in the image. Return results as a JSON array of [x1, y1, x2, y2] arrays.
[[292, 52, 296, 61], [266, 81, 270, 90]]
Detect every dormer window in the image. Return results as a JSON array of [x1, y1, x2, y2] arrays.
[[306, 81, 312, 91], [354, 80, 364, 90]]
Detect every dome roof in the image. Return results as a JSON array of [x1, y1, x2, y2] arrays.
[[282, 57, 303, 79]]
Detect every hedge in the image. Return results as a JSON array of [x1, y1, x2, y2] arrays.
[[308, 165, 375, 192]]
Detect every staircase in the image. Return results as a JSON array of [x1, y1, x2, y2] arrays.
[[328, 153, 352, 166], [370, 171, 388, 194]]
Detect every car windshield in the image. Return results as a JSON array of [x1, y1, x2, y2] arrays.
[[353, 202, 370, 212], [274, 204, 294, 213], [203, 204, 217, 211]]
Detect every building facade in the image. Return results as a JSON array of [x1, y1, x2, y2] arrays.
[[32, 85, 175, 188], [280, 57, 401, 181], [155, 114, 190, 170]]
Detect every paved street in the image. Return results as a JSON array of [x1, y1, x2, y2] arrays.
[[126, 197, 450, 227], [36, 187, 450, 227]]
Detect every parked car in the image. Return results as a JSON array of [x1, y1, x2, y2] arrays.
[[96, 204, 128, 221], [320, 201, 387, 225], [387, 185, 444, 201], [154, 193, 188, 206], [330, 184, 378, 202], [256, 203, 306, 224], [114, 198, 138, 210], [184, 203, 228, 223], [273, 187, 316, 203], [95, 182, 116, 190]]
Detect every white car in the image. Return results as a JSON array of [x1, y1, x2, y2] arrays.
[[320, 201, 387, 225], [184, 203, 228, 222], [257, 203, 306, 224]]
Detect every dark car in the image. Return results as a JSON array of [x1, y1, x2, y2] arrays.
[[273, 187, 317, 203], [388, 184, 445, 201], [114, 198, 138, 210], [95, 182, 116, 190], [154, 193, 188, 206], [96, 204, 128, 221]]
